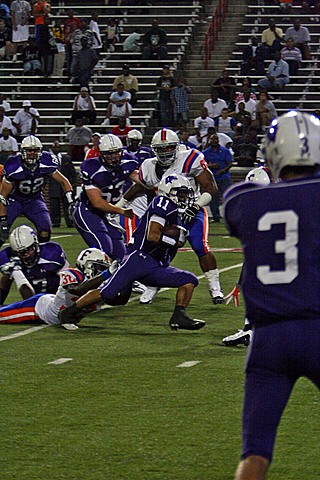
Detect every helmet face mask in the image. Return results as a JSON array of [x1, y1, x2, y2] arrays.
[[127, 129, 143, 150], [99, 134, 123, 170], [151, 129, 179, 167], [21, 136, 42, 171], [10, 225, 40, 268], [158, 173, 194, 212], [76, 248, 110, 279]]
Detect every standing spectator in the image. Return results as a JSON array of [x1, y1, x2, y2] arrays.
[[12, 100, 40, 139], [71, 36, 99, 91], [123, 28, 141, 52], [52, 18, 65, 84], [0, 18, 12, 60], [213, 70, 236, 104], [142, 19, 168, 62], [38, 14, 57, 80], [48, 141, 77, 228], [261, 18, 284, 59], [103, 18, 119, 53], [71, 86, 97, 125], [10, 0, 31, 62], [284, 18, 311, 60], [89, 12, 102, 56], [203, 134, 233, 223], [301, 0, 320, 15], [22, 35, 42, 78], [214, 107, 237, 138], [156, 65, 176, 127], [258, 51, 290, 91], [281, 37, 302, 78], [235, 87, 257, 120], [0, 127, 18, 164], [113, 64, 139, 108], [0, 93, 10, 113], [85, 132, 101, 160], [64, 10, 80, 78], [101, 83, 132, 126], [66, 118, 93, 163], [255, 91, 278, 132], [193, 106, 216, 145], [111, 116, 132, 145], [203, 88, 227, 119], [0, 105, 12, 135], [171, 78, 191, 130], [240, 36, 265, 76], [70, 18, 93, 79], [32, 0, 50, 45]]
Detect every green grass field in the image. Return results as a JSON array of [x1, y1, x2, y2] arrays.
[[1, 220, 319, 480]]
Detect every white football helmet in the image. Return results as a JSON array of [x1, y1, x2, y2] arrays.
[[99, 134, 123, 170], [158, 173, 194, 211], [151, 128, 180, 167], [245, 166, 272, 185], [264, 111, 320, 179], [10, 225, 40, 268], [127, 129, 143, 149], [21, 135, 43, 171], [76, 248, 110, 279]]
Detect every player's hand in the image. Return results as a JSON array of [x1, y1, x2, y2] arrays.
[[1, 256, 22, 277], [182, 204, 201, 224], [123, 208, 134, 219], [0, 216, 9, 245], [68, 202, 76, 221]]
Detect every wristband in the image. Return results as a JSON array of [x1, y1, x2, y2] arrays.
[[65, 191, 74, 204], [161, 234, 177, 246], [0, 195, 6, 206], [12, 270, 34, 291], [195, 192, 212, 207], [101, 269, 111, 280], [0, 215, 7, 222], [114, 197, 127, 209]]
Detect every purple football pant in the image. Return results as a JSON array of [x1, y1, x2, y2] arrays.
[[73, 202, 126, 260], [99, 249, 198, 301], [7, 196, 51, 232], [242, 319, 320, 463]]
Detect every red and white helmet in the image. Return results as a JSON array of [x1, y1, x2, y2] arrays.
[[76, 248, 111, 279], [151, 128, 180, 167]]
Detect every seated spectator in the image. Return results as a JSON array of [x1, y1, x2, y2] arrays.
[[235, 86, 257, 120], [72, 36, 99, 90], [241, 37, 265, 76], [234, 102, 252, 124], [237, 77, 256, 98], [22, 36, 42, 77], [0, 18, 12, 60], [0, 2, 10, 23], [0, 93, 10, 112], [71, 87, 97, 125], [111, 116, 132, 145], [11, 0, 31, 62], [258, 51, 290, 91], [301, 0, 320, 16], [171, 78, 191, 130], [234, 116, 258, 145], [194, 106, 216, 146], [261, 18, 284, 59], [12, 100, 40, 139], [113, 64, 139, 107], [281, 37, 302, 78], [142, 19, 168, 62], [202, 126, 233, 151], [123, 28, 141, 52], [52, 18, 66, 83], [101, 83, 132, 126], [85, 132, 101, 160], [0, 105, 12, 134], [179, 129, 192, 149], [213, 70, 236, 104], [284, 18, 311, 60], [214, 107, 237, 139], [233, 132, 258, 167], [254, 91, 278, 132], [275, 0, 293, 18], [103, 18, 119, 53], [66, 118, 93, 163], [0, 127, 18, 164], [203, 88, 227, 120]]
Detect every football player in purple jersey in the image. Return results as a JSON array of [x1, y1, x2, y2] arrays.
[[0, 225, 68, 305], [224, 111, 320, 480], [59, 173, 206, 331], [73, 133, 142, 260], [0, 135, 75, 245]]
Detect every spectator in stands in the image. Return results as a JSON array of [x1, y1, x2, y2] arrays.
[[70, 18, 93, 79], [12, 100, 40, 140], [85, 132, 101, 160], [0, 1, 10, 23], [71, 87, 97, 125], [10, 0, 31, 62], [214, 107, 237, 139], [255, 91, 278, 132], [38, 15, 57, 80], [301, 0, 320, 16], [32, 0, 50, 45], [156, 64, 176, 127], [193, 106, 216, 146], [233, 132, 258, 167], [284, 18, 311, 60], [113, 64, 139, 107], [314, 109, 320, 120], [235, 86, 257, 120], [204, 88, 228, 119], [111, 116, 132, 145], [48, 141, 77, 228], [237, 77, 257, 97], [261, 18, 284, 59], [275, 0, 293, 18], [171, 78, 191, 130], [213, 69, 236, 104], [202, 126, 234, 152], [281, 37, 302, 78], [234, 101, 252, 124], [240, 37, 265, 76], [103, 18, 120, 53], [123, 28, 142, 53], [0, 18, 12, 60], [66, 118, 93, 164], [71, 36, 99, 91], [64, 10, 81, 78], [101, 83, 132, 126], [179, 129, 192, 148], [0, 127, 18, 164], [234, 115, 258, 145], [0, 105, 12, 134], [258, 51, 290, 91], [52, 18, 65, 84], [22, 35, 42, 78], [0, 93, 10, 112], [89, 12, 102, 59], [203, 133, 233, 223], [142, 19, 168, 62]]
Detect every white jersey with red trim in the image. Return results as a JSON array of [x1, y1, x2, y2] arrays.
[[139, 148, 207, 199]]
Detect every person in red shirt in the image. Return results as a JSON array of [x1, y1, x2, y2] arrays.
[[32, 0, 50, 44], [84, 132, 101, 160], [64, 10, 81, 77], [111, 116, 132, 145]]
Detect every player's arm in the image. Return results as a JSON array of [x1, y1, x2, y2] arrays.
[[51, 169, 76, 216], [114, 172, 152, 208], [182, 169, 218, 224], [0, 179, 13, 244], [86, 187, 133, 218]]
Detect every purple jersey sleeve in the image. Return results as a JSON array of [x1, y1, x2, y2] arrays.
[[0, 247, 12, 267]]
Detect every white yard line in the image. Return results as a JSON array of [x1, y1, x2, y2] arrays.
[[48, 358, 73, 365], [0, 324, 49, 342], [176, 361, 201, 368]]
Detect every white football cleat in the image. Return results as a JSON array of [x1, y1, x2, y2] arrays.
[[132, 281, 147, 295], [210, 288, 225, 305], [140, 286, 159, 304], [61, 323, 79, 331], [222, 328, 252, 346]]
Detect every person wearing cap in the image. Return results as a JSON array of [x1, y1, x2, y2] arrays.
[[142, 19, 168, 62], [85, 132, 101, 160], [12, 100, 40, 140], [71, 87, 97, 125], [113, 64, 139, 107], [156, 65, 177, 127]]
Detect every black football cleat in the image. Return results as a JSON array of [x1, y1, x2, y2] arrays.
[[169, 310, 206, 331]]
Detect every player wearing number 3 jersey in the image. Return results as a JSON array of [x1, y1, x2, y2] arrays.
[[224, 111, 320, 480]]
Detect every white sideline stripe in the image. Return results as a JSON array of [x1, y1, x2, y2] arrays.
[[48, 357, 73, 365], [0, 324, 49, 342], [176, 361, 201, 368]]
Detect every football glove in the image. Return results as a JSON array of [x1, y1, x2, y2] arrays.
[[224, 285, 241, 307], [0, 215, 9, 245], [67, 201, 76, 221], [1, 256, 22, 277], [182, 204, 201, 224]]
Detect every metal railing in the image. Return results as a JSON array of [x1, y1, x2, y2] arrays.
[[204, 0, 229, 69]]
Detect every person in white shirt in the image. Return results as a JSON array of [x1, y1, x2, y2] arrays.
[[203, 89, 227, 119], [123, 29, 141, 52], [235, 87, 257, 121], [12, 100, 40, 138], [0, 127, 18, 164], [194, 106, 215, 139], [0, 106, 12, 134], [0, 94, 10, 113], [71, 86, 97, 124], [89, 12, 102, 54]]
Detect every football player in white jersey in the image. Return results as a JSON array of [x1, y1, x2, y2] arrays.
[[116, 128, 225, 305]]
